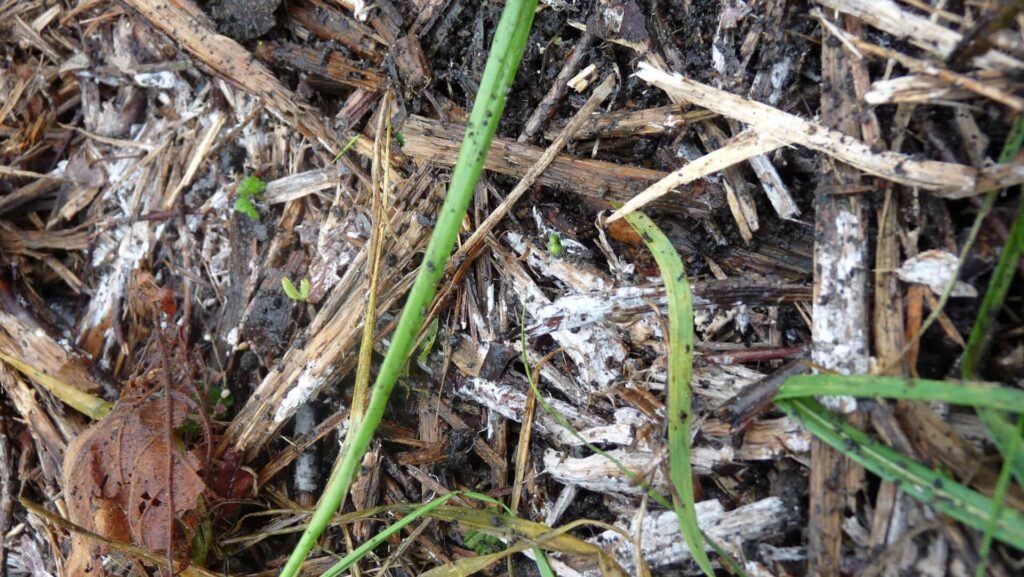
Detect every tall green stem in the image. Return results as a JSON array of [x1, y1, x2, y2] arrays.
[[277, 3, 537, 576]]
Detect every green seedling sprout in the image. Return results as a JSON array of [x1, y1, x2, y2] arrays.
[[234, 175, 266, 220], [546, 232, 562, 256], [281, 277, 311, 301]]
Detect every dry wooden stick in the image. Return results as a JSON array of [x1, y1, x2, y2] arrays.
[[253, 41, 384, 93], [402, 115, 709, 208], [257, 408, 348, 486], [543, 104, 716, 141], [807, 24, 871, 577], [874, 192, 906, 374], [163, 110, 225, 210], [644, 46, 801, 221], [815, 10, 1024, 111], [607, 129, 786, 222], [262, 166, 349, 204], [286, 0, 383, 60], [863, 74, 978, 104], [815, 0, 1022, 68], [634, 62, 1024, 197]]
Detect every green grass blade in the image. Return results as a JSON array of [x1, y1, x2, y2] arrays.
[[320, 492, 458, 577], [963, 115, 1024, 379], [776, 397, 1024, 549], [276, 3, 537, 577], [976, 414, 1024, 577], [621, 211, 714, 577], [775, 374, 1024, 410], [978, 409, 1024, 488], [533, 548, 556, 577], [963, 196, 1024, 377], [959, 113, 1024, 570]]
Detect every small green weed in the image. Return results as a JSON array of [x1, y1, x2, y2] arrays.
[[234, 175, 266, 220], [546, 232, 562, 256], [464, 529, 504, 556], [282, 277, 311, 301]]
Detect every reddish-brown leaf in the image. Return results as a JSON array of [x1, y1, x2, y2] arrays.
[[62, 393, 205, 577]]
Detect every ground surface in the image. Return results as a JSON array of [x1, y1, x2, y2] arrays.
[[0, 1, 1023, 576]]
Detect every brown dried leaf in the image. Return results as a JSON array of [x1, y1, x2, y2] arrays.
[[62, 393, 205, 577]]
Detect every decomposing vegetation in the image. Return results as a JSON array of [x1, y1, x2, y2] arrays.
[[1, 0, 1023, 576]]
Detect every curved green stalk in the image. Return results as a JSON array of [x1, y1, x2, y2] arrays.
[[621, 211, 714, 576], [320, 492, 459, 577], [277, 3, 537, 577]]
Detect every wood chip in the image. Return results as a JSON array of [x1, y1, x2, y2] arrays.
[[815, 0, 1023, 69], [263, 166, 349, 205], [608, 128, 785, 222], [543, 104, 716, 141], [634, 62, 1024, 197], [566, 63, 597, 92], [402, 115, 714, 215], [589, 497, 798, 574]]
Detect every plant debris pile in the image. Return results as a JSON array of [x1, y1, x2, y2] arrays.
[[0, 0, 1022, 576]]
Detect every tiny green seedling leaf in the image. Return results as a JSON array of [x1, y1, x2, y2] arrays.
[[234, 197, 259, 220], [282, 277, 311, 301], [417, 317, 441, 364], [547, 232, 562, 256], [237, 175, 267, 197], [464, 530, 503, 556], [234, 175, 267, 220]]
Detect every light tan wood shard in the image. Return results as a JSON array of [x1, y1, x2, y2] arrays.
[[262, 166, 349, 204], [607, 129, 787, 222], [815, 0, 1023, 70], [633, 62, 1024, 198], [544, 105, 716, 141], [814, 11, 1024, 111], [567, 63, 597, 92], [864, 75, 975, 104]]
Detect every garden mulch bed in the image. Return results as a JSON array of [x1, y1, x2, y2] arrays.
[[1, 0, 1022, 576]]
